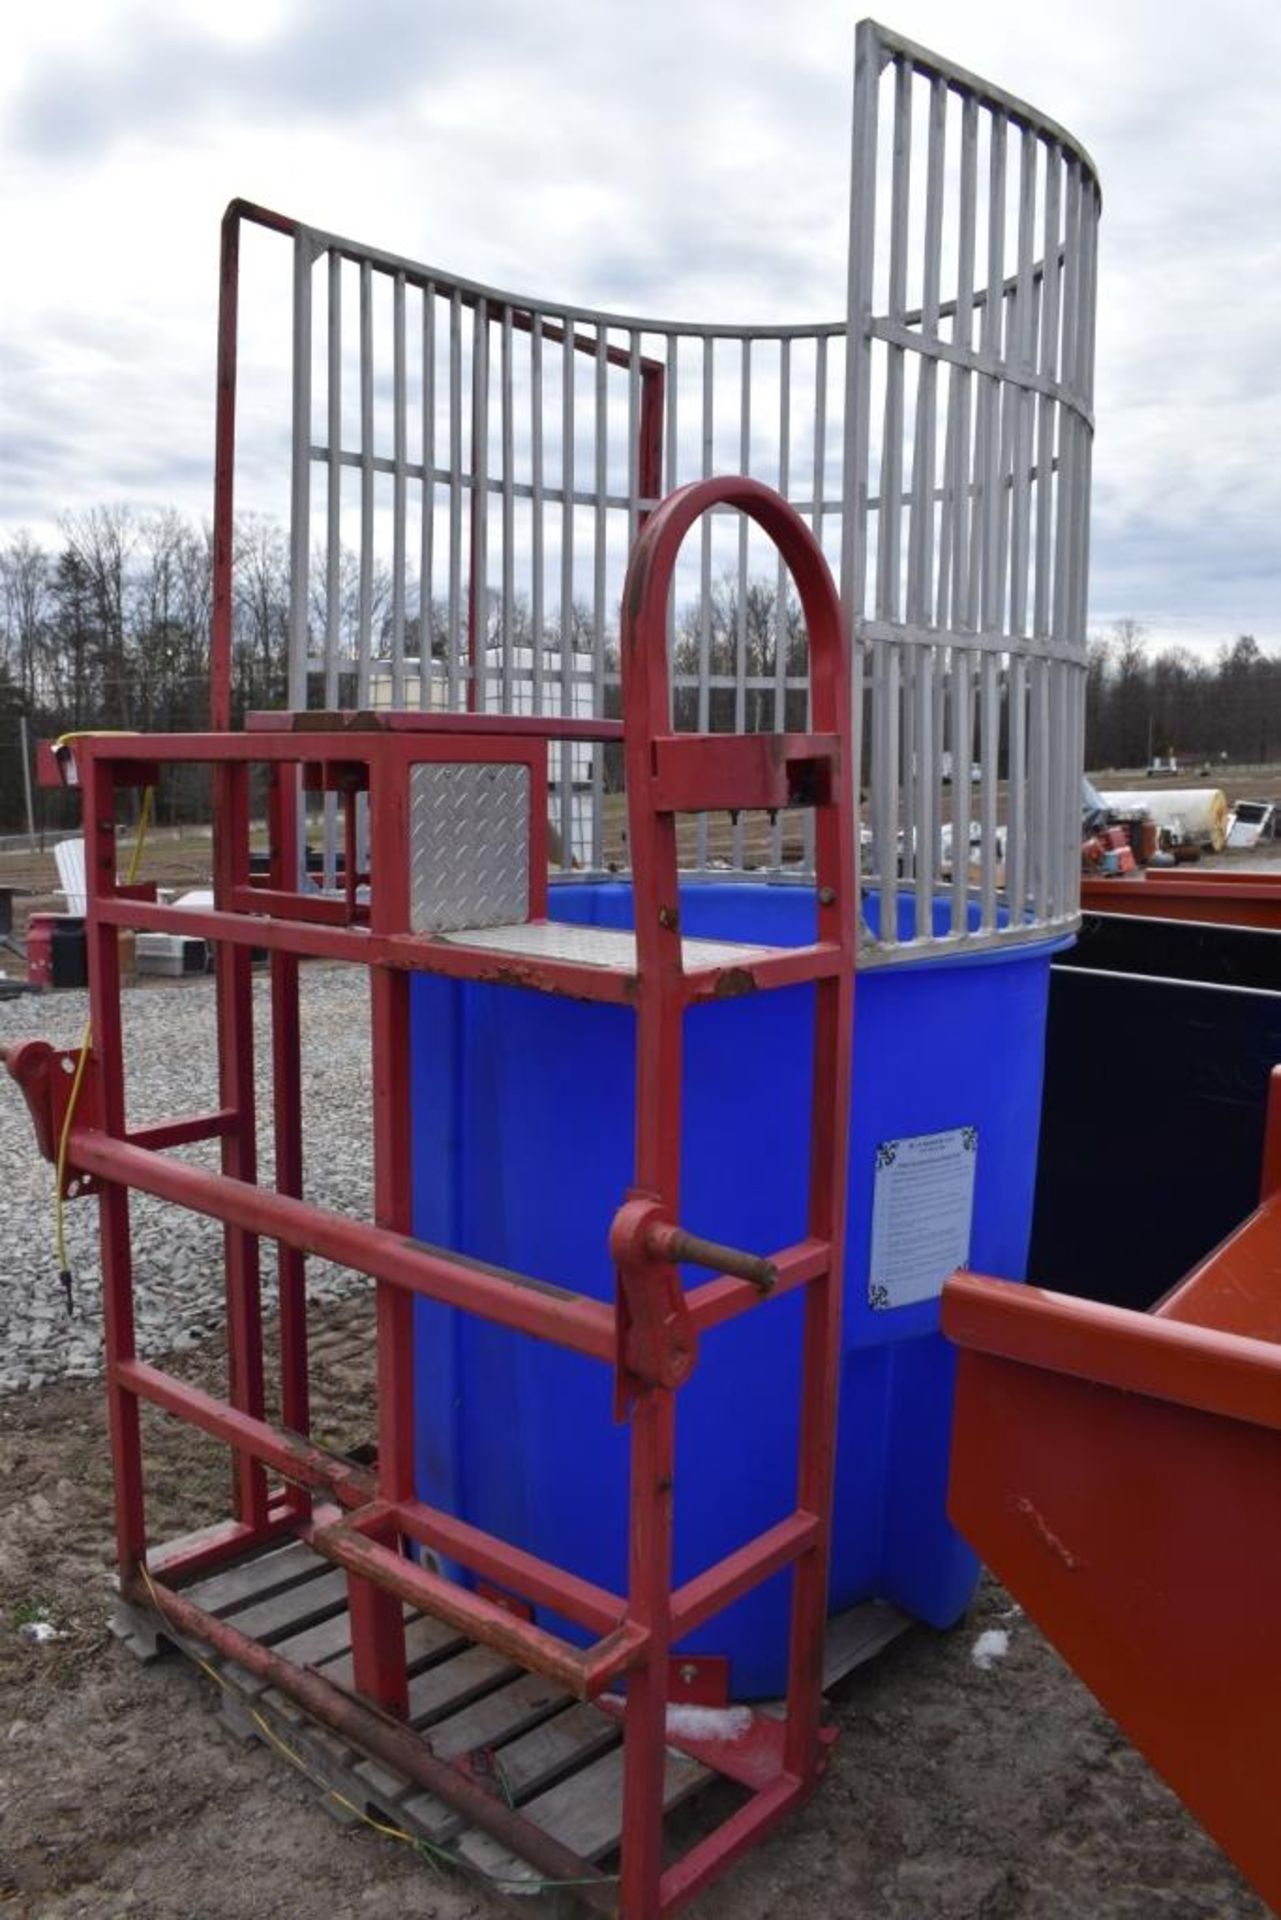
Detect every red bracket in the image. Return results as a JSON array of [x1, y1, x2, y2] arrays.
[[608, 1192, 699, 1416], [2, 1039, 103, 1200]]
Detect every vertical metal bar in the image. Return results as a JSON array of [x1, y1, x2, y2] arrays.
[[288, 233, 314, 714], [531, 313, 546, 720], [664, 335, 680, 731], [842, 22, 882, 907], [324, 251, 341, 721], [268, 764, 309, 1478], [732, 341, 751, 867], [907, 75, 945, 635], [358, 263, 374, 704], [592, 324, 608, 867], [214, 759, 268, 1531], [806, 332, 828, 875], [1032, 653, 1051, 921], [876, 645, 900, 946], [627, 331, 642, 549], [1007, 654, 1028, 924], [501, 305, 516, 715], [1034, 145, 1062, 644], [357, 743, 412, 1719], [949, 96, 979, 630], [447, 290, 463, 711], [559, 314, 576, 863], [211, 206, 243, 731], [876, 62, 912, 910], [391, 271, 407, 709], [772, 338, 791, 866], [1053, 161, 1082, 649], [909, 76, 946, 935], [1066, 182, 1099, 926], [468, 297, 490, 713], [1050, 162, 1083, 921], [973, 111, 1006, 633], [979, 652, 999, 930], [1005, 130, 1038, 928], [973, 113, 1006, 930], [85, 752, 147, 1579], [419, 282, 436, 712], [950, 648, 972, 934], [877, 58, 910, 631], [696, 336, 714, 869]]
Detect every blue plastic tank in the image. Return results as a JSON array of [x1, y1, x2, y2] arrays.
[[411, 879, 1064, 1697]]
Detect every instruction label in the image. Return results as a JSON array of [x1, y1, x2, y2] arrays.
[[868, 1126, 978, 1310]]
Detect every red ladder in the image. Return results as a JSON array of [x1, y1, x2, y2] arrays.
[[8, 475, 855, 1917]]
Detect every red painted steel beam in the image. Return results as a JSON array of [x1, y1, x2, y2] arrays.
[[942, 1270, 1281, 1432], [685, 1237, 828, 1334], [1081, 879, 1281, 930], [384, 1496, 626, 1637], [617, 475, 855, 1912], [70, 1132, 617, 1362], [649, 732, 838, 816], [127, 1111, 238, 1152], [670, 1512, 820, 1642], [118, 1359, 378, 1509], [244, 708, 624, 741], [132, 1571, 616, 1914], [311, 1520, 649, 1699], [92, 893, 844, 1006], [658, 1773, 812, 1917], [947, 1277, 1281, 1916], [145, 1514, 300, 1587]]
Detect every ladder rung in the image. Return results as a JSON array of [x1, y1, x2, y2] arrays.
[[313, 1519, 649, 1700]]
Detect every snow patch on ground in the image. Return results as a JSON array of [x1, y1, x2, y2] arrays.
[[972, 1627, 1011, 1671], [664, 1703, 754, 1742]]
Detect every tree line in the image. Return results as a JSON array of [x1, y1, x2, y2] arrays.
[[2, 506, 1275, 835], [0, 506, 817, 834], [1086, 619, 1279, 774]]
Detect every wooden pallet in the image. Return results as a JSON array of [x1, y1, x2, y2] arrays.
[[112, 1537, 908, 1905]]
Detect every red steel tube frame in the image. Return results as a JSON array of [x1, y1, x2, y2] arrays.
[[33, 475, 854, 1917]]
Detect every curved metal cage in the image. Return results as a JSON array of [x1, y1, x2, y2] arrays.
[[249, 18, 1099, 961]]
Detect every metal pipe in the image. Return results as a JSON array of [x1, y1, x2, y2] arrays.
[[645, 1223, 779, 1294], [130, 1572, 617, 1914]]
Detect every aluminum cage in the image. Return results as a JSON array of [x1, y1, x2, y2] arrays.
[[213, 17, 1099, 962]]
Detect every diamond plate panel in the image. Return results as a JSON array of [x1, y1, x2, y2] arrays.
[[409, 763, 530, 933]]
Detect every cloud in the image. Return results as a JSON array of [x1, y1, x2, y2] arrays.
[[3, 0, 1281, 664]]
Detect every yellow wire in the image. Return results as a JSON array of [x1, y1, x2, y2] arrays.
[[133, 1563, 616, 1892], [54, 783, 154, 1279]]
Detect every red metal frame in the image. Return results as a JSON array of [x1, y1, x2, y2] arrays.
[[1081, 867, 1281, 931], [943, 1066, 1281, 1914], [8, 476, 854, 1917]]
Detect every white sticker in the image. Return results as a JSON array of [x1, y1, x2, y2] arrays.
[[868, 1126, 978, 1310]]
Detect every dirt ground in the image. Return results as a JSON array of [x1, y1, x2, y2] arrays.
[[3, 779, 1276, 1917], [0, 1293, 1266, 1920]]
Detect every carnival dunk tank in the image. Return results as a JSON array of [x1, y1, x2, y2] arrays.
[[7, 16, 1281, 1917]]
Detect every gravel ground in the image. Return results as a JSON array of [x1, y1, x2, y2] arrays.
[[0, 965, 1269, 1917], [0, 967, 373, 1394]]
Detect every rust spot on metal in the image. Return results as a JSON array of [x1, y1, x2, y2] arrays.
[[713, 968, 758, 998]]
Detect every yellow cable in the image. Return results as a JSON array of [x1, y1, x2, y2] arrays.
[[53, 784, 154, 1295], [134, 1562, 615, 1892]]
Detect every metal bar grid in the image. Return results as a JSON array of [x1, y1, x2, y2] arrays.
[[20, 477, 856, 1918], [213, 27, 1097, 959]]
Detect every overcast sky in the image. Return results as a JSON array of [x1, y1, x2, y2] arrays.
[[2, 0, 1279, 656]]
